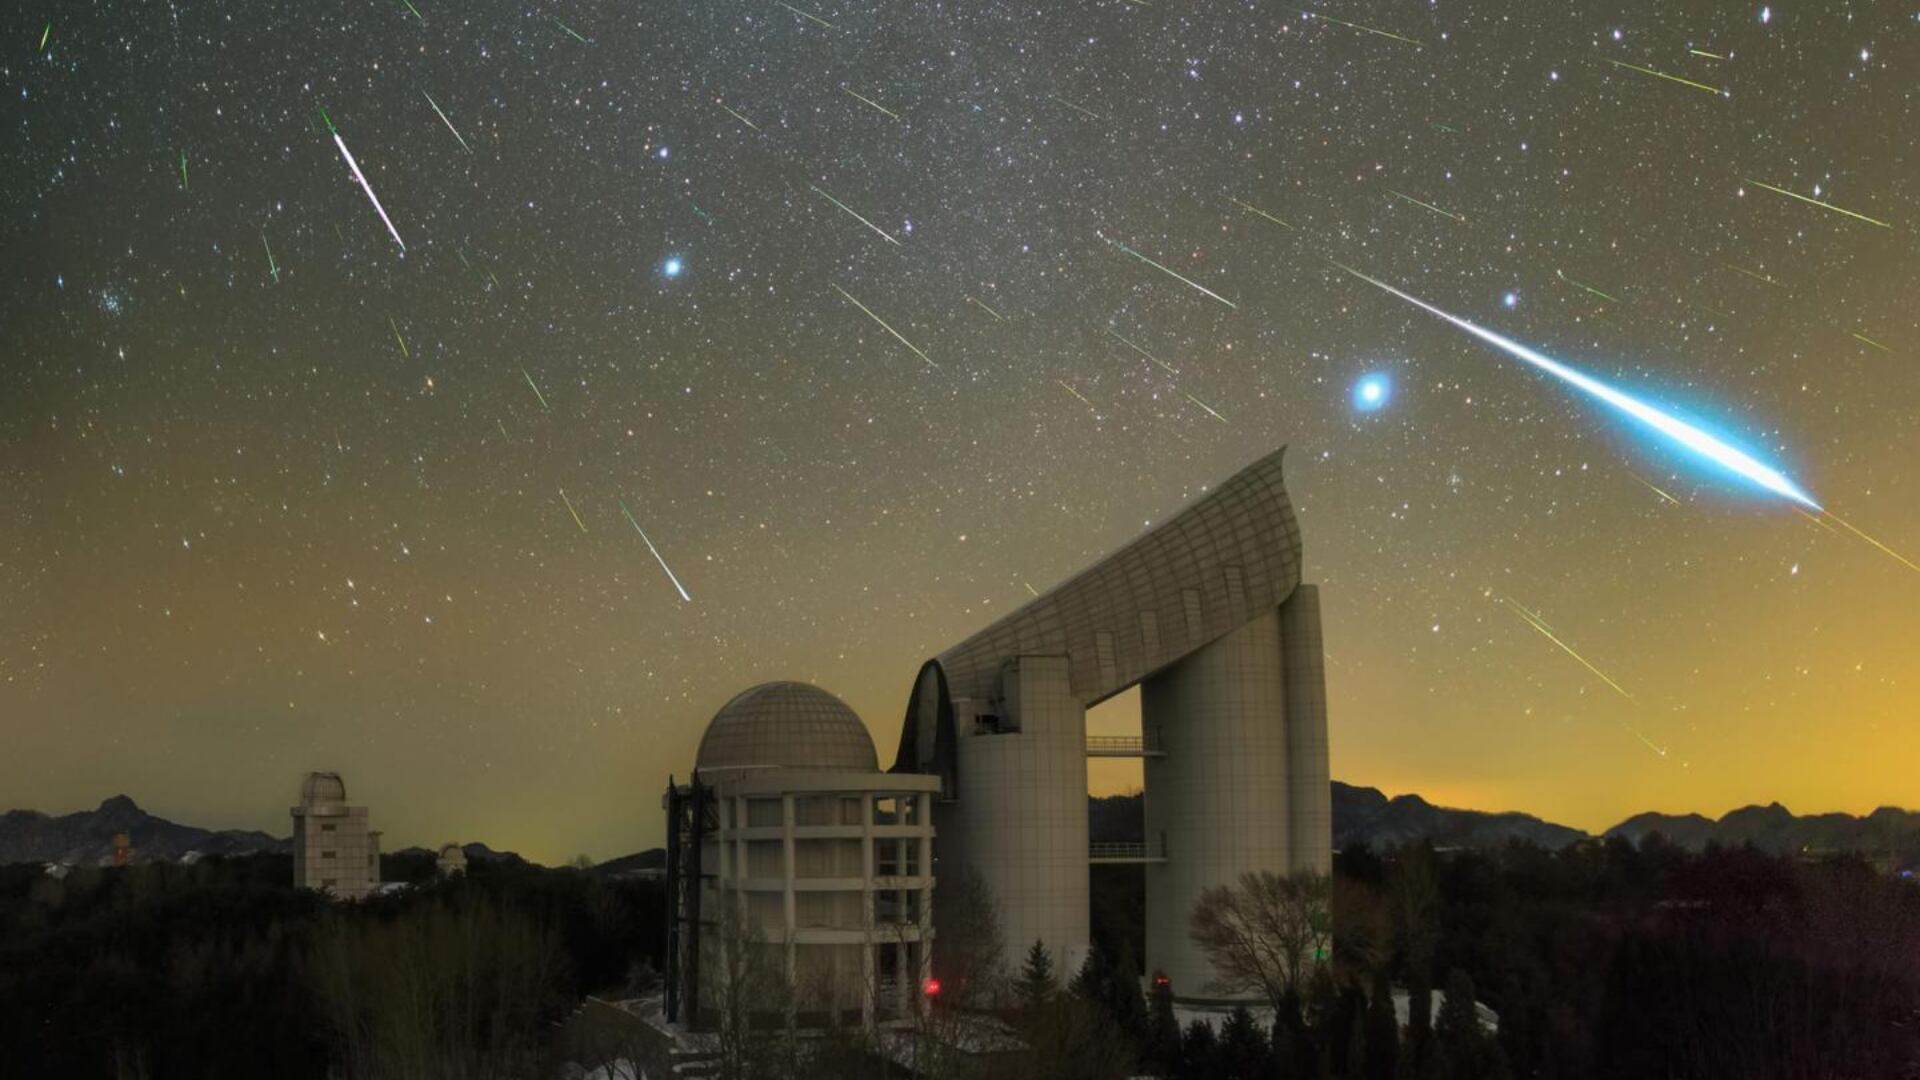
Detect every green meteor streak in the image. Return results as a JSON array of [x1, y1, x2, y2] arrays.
[[551, 17, 588, 43], [39, 21, 50, 51], [178, 149, 189, 191], [1226, 195, 1295, 230], [1742, 178, 1891, 229], [1310, 12, 1422, 46], [1387, 188, 1464, 221], [401, 0, 423, 19], [1104, 236, 1239, 309], [1603, 57, 1723, 96], [1556, 269, 1621, 304], [832, 284, 937, 367], [521, 368, 550, 410], [261, 229, 279, 284], [842, 87, 899, 120], [775, 1, 834, 29], [1851, 332, 1890, 353]]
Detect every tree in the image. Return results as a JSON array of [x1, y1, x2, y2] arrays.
[[1363, 969, 1399, 1080], [1190, 870, 1332, 1015], [1219, 1006, 1271, 1080], [1179, 1018, 1219, 1079], [1016, 939, 1057, 1011], [931, 867, 1007, 1008]]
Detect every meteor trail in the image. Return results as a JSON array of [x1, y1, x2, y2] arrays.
[[620, 499, 693, 602], [809, 185, 900, 246], [1742, 178, 1891, 229], [521, 368, 550, 410], [1556, 269, 1621, 304], [39, 21, 50, 51], [1051, 94, 1104, 120], [559, 489, 587, 533], [179, 150, 189, 192], [1185, 392, 1228, 424], [1331, 260, 1822, 509], [423, 91, 471, 153], [1603, 57, 1724, 96], [1309, 12, 1422, 46], [833, 284, 936, 368], [261, 229, 280, 284], [1822, 511, 1920, 576], [1103, 236, 1238, 309], [1629, 473, 1681, 505], [551, 16, 589, 43], [1106, 327, 1177, 373], [401, 0, 423, 21], [1689, 48, 1726, 60], [965, 295, 1005, 321], [1226, 195, 1295, 230], [322, 109, 407, 253], [1498, 598, 1666, 757], [1851, 332, 1890, 353], [717, 101, 761, 131], [776, 1, 834, 28], [842, 88, 899, 119], [389, 316, 408, 359], [1387, 189, 1465, 221], [1058, 380, 1097, 413], [1722, 263, 1787, 289]]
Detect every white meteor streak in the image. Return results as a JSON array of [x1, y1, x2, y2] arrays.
[[1331, 260, 1819, 509], [620, 500, 692, 603], [332, 132, 407, 253]]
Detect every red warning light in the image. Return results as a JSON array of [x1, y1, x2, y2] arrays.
[[1152, 972, 1171, 988], [923, 977, 942, 998]]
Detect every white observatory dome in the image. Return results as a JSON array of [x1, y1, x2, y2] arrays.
[[695, 682, 878, 774]]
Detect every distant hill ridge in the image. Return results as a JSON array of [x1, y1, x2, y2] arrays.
[[6, 788, 1916, 869]]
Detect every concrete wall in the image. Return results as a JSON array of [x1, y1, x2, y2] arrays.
[[291, 804, 376, 900], [1142, 608, 1295, 999], [948, 655, 1091, 977], [1281, 585, 1332, 876]]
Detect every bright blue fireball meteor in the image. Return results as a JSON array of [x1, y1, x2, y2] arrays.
[[1331, 261, 1821, 510]]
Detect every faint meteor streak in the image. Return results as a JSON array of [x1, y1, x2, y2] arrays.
[[1051, 94, 1104, 120], [1309, 12, 1422, 46], [424, 91, 471, 153], [40, 21, 51, 51], [620, 499, 693, 602], [1689, 48, 1726, 60], [1185, 392, 1228, 424], [1058, 380, 1097, 412], [1387, 188, 1465, 221], [1226, 195, 1296, 230], [810, 185, 900, 246], [1498, 597, 1668, 757], [179, 149, 189, 192], [1851, 332, 1890, 353], [1603, 57, 1723, 96], [965, 295, 1005, 321], [1331, 260, 1822, 509], [842, 88, 899, 120], [717, 101, 761, 131], [401, 0, 423, 21], [1556, 269, 1621, 304], [1722, 263, 1786, 289], [551, 16, 589, 43], [322, 108, 407, 253], [1106, 327, 1177, 374], [1629, 473, 1680, 505], [1742, 178, 1890, 229], [776, 1, 835, 28], [559, 488, 588, 533], [389, 316, 408, 359], [1103, 235, 1238, 309], [1822, 511, 1920, 575], [261, 229, 280, 284], [521, 367, 550, 410], [833, 284, 936, 368]]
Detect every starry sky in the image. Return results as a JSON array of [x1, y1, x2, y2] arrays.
[[4, 0, 1916, 864]]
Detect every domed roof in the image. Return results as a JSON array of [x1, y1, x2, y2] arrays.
[[696, 682, 878, 774], [301, 771, 347, 805]]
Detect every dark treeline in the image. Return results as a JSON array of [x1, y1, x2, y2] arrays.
[[0, 853, 664, 1079], [1071, 836, 1920, 1080]]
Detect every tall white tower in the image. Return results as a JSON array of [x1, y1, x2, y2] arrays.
[[291, 772, 380, 900]]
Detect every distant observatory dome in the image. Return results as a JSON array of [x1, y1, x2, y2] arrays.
[[695, 682, 878, 774], [301, 771, 347, 806]]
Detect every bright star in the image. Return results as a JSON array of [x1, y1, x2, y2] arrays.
[[1503, 291, 1519, 309], [1353, 373, 1392, 412], [662, 257, 684, 278]]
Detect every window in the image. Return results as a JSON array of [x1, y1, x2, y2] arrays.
[[321, 850, 337, 859], [320, 823, 336, 833]]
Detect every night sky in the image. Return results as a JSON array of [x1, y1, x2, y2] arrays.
[[4, 0, 1915, 864]]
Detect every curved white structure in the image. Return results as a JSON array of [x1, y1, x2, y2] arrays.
[[894, 447, 1330, 1000]]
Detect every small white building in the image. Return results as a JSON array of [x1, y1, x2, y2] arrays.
[[437, 842, 468, 877], [291, 772, 380, 900], [663, 681, 941, 1031]]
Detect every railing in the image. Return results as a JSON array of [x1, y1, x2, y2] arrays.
[[1085, 735, 1166, 757], [1089, 838, 1168, 862]]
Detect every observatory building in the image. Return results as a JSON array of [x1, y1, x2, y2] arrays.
[[663, 682, 942, 1029], [291, 771, 381, 900], [893, 446, 1330, 999]]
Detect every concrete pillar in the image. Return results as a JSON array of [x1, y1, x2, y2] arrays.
[[949, 655, 1090, 976], [782, 793, 797, 979], [1281, 586, 1332, 875], [1142, 607, 1293, 1000]]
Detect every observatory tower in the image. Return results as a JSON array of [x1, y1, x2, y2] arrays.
[[892, 447, 1330, 998]]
